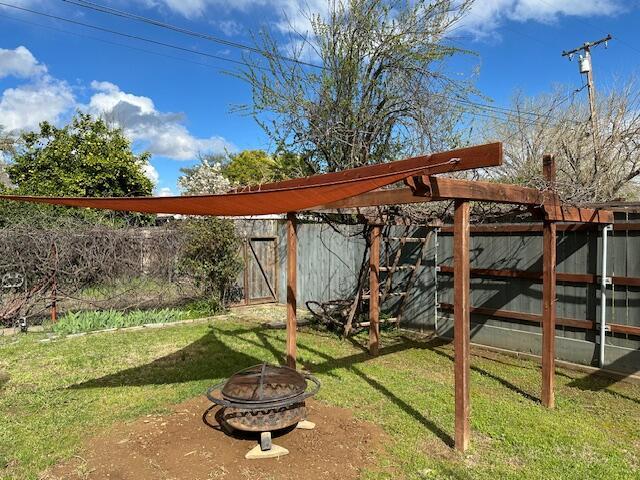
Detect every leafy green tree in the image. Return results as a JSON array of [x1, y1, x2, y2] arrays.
[[222, 150, 275, 186], [8, 113, 153, 197], [272, 151, 314, 181], [221, 149, 313, 186]]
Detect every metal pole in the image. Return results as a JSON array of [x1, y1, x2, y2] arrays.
[[584, 49, 601, 165], [599, 224, 613, 368], [561, 35, 611, 168]]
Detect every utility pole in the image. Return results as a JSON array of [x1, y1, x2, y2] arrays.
[[562, 34, 612, 167]]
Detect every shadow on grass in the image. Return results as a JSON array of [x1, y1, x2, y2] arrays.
[[562, 352, 640, 405], [68, 326, 266, 388], [66, 323, 561, 448]]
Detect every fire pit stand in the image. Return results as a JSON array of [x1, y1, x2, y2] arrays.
[[206, 363, 321, 459]]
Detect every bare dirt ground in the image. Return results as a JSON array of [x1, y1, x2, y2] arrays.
[[44, 397, 388, 480]]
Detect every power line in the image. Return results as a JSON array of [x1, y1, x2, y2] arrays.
[[60, 0, 324, 70], [0, 1, 268, 70], [0, 13, 226, 71], [0, 0, 578, 129]]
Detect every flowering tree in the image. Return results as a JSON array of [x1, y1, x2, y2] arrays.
[[178, 154, 231, 195]]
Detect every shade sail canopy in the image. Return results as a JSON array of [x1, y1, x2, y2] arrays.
[[0, 143, 502, 216]]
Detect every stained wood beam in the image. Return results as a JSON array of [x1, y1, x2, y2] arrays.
[[312, 176, 614, 225], [542, 205, 614, 223], [407, 175, 547, 205], [438, 303, 595, 331], [542, 154, 556, 409], [437, 265, 640, 287], [542, 220, 557, 408], [286, 212, 297, 369], [454, 200, 471, 452], [316, 177, 546, 209], [369, 225, 381, 356]]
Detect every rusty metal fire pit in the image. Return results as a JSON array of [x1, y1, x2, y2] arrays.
[[206, 363, 320, 459]]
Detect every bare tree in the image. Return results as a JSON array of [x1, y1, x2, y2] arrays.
[[482, 80, 640, 203], [236, 0, 475, 173]]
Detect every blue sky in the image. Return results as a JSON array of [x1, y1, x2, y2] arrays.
[[1, 0, 639, 195]]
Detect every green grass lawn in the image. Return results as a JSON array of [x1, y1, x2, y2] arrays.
[[1, 305, 639, 479]]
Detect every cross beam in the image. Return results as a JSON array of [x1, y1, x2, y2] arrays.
[[314, 176, 613, 224]]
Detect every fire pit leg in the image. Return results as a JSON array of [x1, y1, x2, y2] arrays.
[[260, 432, 272, 451], [245, 431, 290, 460]]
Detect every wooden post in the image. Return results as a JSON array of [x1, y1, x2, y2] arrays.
[[369, 225, 381, 356], [453, 200, 471, 452], [542, 154, 556, 408], [286, 212, 297, 369]]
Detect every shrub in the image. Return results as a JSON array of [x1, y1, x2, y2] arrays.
[[177, 217, 242, 311]]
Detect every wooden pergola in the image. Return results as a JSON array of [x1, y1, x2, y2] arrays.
[[0, 142, 614, 452], [285, 151, 613, 452]]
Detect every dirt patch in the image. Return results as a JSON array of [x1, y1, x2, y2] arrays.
[[44, 397, 388, 480]]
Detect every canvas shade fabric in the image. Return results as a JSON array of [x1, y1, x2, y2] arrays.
[[0, 143, 501, 216]]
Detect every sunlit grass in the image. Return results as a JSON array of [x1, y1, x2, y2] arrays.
[[1, 305, 638, 479]]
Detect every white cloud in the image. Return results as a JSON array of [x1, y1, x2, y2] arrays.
[[133, 0, 623, 42], [0, 45, 46, 79], [0, 76, 75, 131], [457, 0, 624, 39], [157, 186, 174, 196], [89, 80, 155, 114], [142, 162, 159, 185], [0, 47, 232, 163], [88, 81, 234, 160], [0, 46, 74, 132], [214, 19, 242, 36]]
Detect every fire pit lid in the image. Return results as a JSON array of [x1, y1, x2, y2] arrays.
[[221, 363, 307, 403]]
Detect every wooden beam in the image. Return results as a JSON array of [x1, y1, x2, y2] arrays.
[[438, 264, 640, 287], [541, 154, 556, 408], [438, 303, 595, 330], [369, 225, 381, 356], [453, 200, 471, 452], [286, 212, 297, 369], [439, 222, 640, 234], [313, 175, 614, 225], [411, 175, 547, 205], [439, 303, 640, 337], [317, 176, 546, 210], [543, 154, 556, 184], [542, 205, 614, 224]]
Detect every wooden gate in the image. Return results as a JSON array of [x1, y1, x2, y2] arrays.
[[235, 236, 278, 305]]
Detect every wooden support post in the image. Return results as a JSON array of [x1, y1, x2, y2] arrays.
[[369, 225, 381, 356], [542, 154, 556, 408], [453, 200, 471, 452], [286, 212, 297, 369]]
